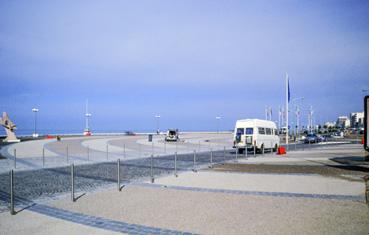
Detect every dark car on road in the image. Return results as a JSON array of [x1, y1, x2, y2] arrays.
[[304, 133, 319, 143]]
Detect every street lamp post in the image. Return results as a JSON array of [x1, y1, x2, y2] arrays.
[[32, 108, 39, 138], [155, 115, 161, 134], [215, 116, 221, 133], [291, 97, 304, 139]]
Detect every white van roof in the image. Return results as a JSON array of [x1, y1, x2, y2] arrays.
[[235, 119, 277, 128]]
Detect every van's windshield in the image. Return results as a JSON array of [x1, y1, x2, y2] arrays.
[[236, 128, 244, 135]]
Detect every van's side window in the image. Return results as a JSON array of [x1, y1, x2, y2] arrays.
[[245, 128, 253, 135], [266, 128, 271, 135], [258, 127, 265, 135], [236, 128, 244, 135]]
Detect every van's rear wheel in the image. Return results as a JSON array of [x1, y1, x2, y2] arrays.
[[257, 144, 264, 154]]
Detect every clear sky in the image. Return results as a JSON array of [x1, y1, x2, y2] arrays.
[[1, 0, 369, 134]]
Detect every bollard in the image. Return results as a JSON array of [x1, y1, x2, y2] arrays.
[[193, 150, 197, 172], [209, 148, 213, 168], [164, 140, 166, 153], [117, 159, 121, 191], [223, 146, 226, 162], [246, 146, 248, 157], [10, 170, 15, 215], [87, 146, 89, 161], [71, 164, 74, 202], [295, 140, 297, 151], [174, 152, 178, 177], [253, 145, 256, 157], [42, 147, 45, 167], [66, 146, 69, 163], [150, 154, 154, 183], [14, 149, 16, 169], [106, 144, 109, 160]]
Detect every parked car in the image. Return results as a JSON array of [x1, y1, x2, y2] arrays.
[[304, 133, 319, 143], [317, 134, 326, 142], [165, 129, 179, 141]]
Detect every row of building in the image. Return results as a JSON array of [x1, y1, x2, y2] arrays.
[[325, 112, 364, 129]]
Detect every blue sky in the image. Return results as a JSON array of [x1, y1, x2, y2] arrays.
[[1, 0, 369, 134]]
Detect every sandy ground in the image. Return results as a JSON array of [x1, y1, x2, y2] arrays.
[[47, 184, 369, 235], [152, 171, 364, 196]]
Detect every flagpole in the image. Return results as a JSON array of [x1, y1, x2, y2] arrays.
[[286, 73, 289, 147]]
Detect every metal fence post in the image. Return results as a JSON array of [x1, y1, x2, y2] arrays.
[[253, 145, 256, 157], [271, 141, 273, 155], [117, 159, 121, 191], [174, 152, 178, 177], [246, 146, 248, 157], [262, 145, 265, 155], [87, 146, 89, 161], [235, 147, 238, 162], [66, 146, 69, 164], [13, 149, 16, 169], [223, 146, 226, 162], [139, 143, 141, 157], [193, 150, 197, 172], [71, 164, 74, 202], [123, 143, 126, 158], [42, 147, 45, 167], [10, 169, 15, 215], [106, 144, 109, 160], [150, 154, 154, 183], [164, 140, 166, 153], [210, 148, 213, 168]]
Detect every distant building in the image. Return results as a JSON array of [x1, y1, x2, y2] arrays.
[[350, 112, 364, 128], [324, 122, 336, 128], [336, 116, 350, 128]]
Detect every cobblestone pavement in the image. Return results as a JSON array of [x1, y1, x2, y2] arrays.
[[0, 149, 235, 212]]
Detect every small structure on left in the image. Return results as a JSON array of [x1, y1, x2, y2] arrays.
[[0, 112, 20, 143]]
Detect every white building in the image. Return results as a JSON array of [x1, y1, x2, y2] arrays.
[[336, 116, 350, 128], [350, 112, 364, 128], [324, 122, 336, 128]]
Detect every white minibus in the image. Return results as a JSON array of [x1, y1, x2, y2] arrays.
[[233, 119, 280, 153]]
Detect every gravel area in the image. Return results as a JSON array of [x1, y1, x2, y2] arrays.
[[213, 163, 369, 179]]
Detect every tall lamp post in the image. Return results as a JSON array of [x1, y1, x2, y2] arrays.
[[32, 108, 39, 138], [291, 97, 304, 139], [155, 115, 161, 134], [215, 116, 221, 133]]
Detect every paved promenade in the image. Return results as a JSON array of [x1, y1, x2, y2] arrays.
[[0, 135, 368, 234]]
